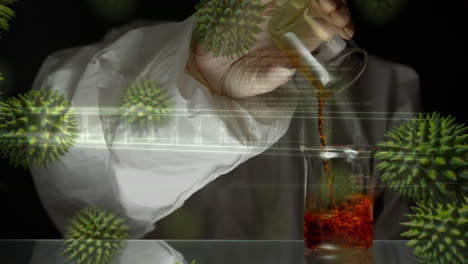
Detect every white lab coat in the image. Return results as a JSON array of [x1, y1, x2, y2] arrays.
[[30, 17, 420, 240]]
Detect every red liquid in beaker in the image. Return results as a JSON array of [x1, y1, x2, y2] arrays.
[[304, 193, 373, 249]]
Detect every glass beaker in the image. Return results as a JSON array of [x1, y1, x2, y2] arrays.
[[301, 146, 375, 250], [269, 0, 368, 96]]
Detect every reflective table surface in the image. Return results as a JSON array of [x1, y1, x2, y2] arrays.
[[0, 240, 418, 263]]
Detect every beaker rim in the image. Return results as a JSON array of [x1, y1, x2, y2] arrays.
[[300, 145, 377, 159], [325, 47, 369, 95], [269, 0, 310, 33]]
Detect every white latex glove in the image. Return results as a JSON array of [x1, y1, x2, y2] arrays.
[[190, 0, 355, 99]]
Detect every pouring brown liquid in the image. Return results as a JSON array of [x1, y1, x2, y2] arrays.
[[304, 81, 374, 250], [268, 29, 335, 203], [314, 82, 334, 204], [294, 56, 374, 250], [269, 4, 373, 249]]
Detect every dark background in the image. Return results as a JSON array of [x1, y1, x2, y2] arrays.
[[0, 0, 467, 241]]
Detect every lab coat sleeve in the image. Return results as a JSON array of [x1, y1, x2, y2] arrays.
[[30, 17, 297, 238]]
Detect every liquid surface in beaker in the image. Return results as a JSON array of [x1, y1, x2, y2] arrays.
[[304, 193, 373, 249]]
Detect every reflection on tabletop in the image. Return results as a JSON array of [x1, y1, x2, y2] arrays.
[[0, 240, 423, 264]]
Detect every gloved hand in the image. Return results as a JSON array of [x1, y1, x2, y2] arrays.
[[188, 0, 355, 99]]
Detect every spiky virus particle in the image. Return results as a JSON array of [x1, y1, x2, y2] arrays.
[[63, 207, 130, 264], [0, 0, 17, 31], [0, 89, 78, 168], [194, 0, 209, 10], [401, 198, 468, 264], [194, 0, 266, 59], [119, 80, 172, 131], [375, 113, 467, 203]]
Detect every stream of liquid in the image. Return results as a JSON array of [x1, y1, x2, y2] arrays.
[[313, 80, 334, 204], [301, 58, 374, 249], [269, 29, 336, 202], [306, 76, 373, 250], [270, 29, 373, 249]]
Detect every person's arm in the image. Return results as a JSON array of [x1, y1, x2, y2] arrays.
[[30, 0, 356, 238], [191, 0, 354, 99], [30, 18, 294, 238]]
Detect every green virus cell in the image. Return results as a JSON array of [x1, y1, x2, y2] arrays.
[[194, 0, 266, 59], [194, 0, 208, 10], [401, 198, 468, 264], [0, 74, 3, 101], [63, 207, 130, 264], [0, 0, 17, 31], [0, 59, 15, 101], [0, 89, 78, 168], [119, 80, 172, 132], [87, 0, 137, 22], [161, 206, 202, 239], [353, 0, 408, 25], [375, 113, 467, 203]]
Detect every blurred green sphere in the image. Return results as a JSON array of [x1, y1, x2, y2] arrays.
[[0, 59, 14, 100], [353, 0, 408, 25], [87, 0, 138, 22], [163, 207, 202, 239]]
